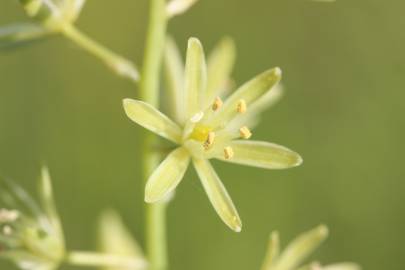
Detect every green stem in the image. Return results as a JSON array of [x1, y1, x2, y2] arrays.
[[139, 1, 168, 270], [61, 24, 139, 82], [66, 251, 147, 269]]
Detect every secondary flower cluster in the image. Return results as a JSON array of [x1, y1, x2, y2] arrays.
[[0, 0, 138, 82], [124, 37, 303, 232], [261, 225, 360, 270], [0, 168, 65, 270]]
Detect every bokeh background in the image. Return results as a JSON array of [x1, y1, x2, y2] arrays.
[[1, 0, 404, 269]]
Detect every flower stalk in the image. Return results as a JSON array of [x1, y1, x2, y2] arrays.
[[139, 0, 168, 270], [65, 251, 147, 269], [61, 24, 139, 82]]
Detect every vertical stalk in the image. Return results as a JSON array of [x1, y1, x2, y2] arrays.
[[139, 1, 168, 270]]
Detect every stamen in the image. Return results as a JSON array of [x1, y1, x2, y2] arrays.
[[224, 146, 234, 159], [203, 132, 215, 150], [212, 97, 223, 111], [239, 126, 252, 139], [2, 225, 12, 236], [237, 99, 247, 113]]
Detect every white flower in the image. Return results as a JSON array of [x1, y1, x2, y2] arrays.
[[123, 37, 302, 232]]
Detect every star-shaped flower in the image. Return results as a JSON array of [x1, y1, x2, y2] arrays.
[[123, 37, 302, 232]]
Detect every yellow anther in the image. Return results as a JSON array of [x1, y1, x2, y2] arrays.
[[224, 146, 234, 159], [203, 132, 215, 150], [212, 97, 223, 111], [239, 126, 252, 139], [237, 99, 247, 113]]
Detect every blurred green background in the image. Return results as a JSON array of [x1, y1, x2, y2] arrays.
[[1, 0, 404, 269]]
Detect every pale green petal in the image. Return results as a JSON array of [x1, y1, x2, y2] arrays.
[[62, 0, 86, 22], [210, 68, 281, 128], [183, 37, 207, 122], [167, 0, 199, 18], [261, 232, 280, 270], [322, 263, 361, 270], [0, 23, 51, 49], [216, 140, 302, 169], [1, 250, 53, 270], [249, 83, 284, 115], [192, 158, 241, 232], [204, 37, 236, 107], [145, 147, 190, 203], [227, 83, 284, 133], [37, 167, 65, 247], [164, 36, 184, 123], [273, 225, 329, 270], [98, 209, 147, 270], [123, 99, 182, 143]]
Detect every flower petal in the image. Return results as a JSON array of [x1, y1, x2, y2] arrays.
[[38, 167, 65, 246], [261, 231, 280, 270], [164, 36, 184, 123], [216, 140, 302, 169], [322, 263, 361, 270], [210, 68, 281, 128], [273, 225, 329, 270], [193, 158, 241, 232], [166, 0, 199, 18], [62, 0, 86, 22], [97, 209, 148, 270], [183, 37, 207, 122], [221, 83, 284, 135], [145, 147, 190, 203], [249, 82, 284, 115], [204, 37, 236, 107], [0, 23, 51, 49], [123, 99, 182, 143]]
